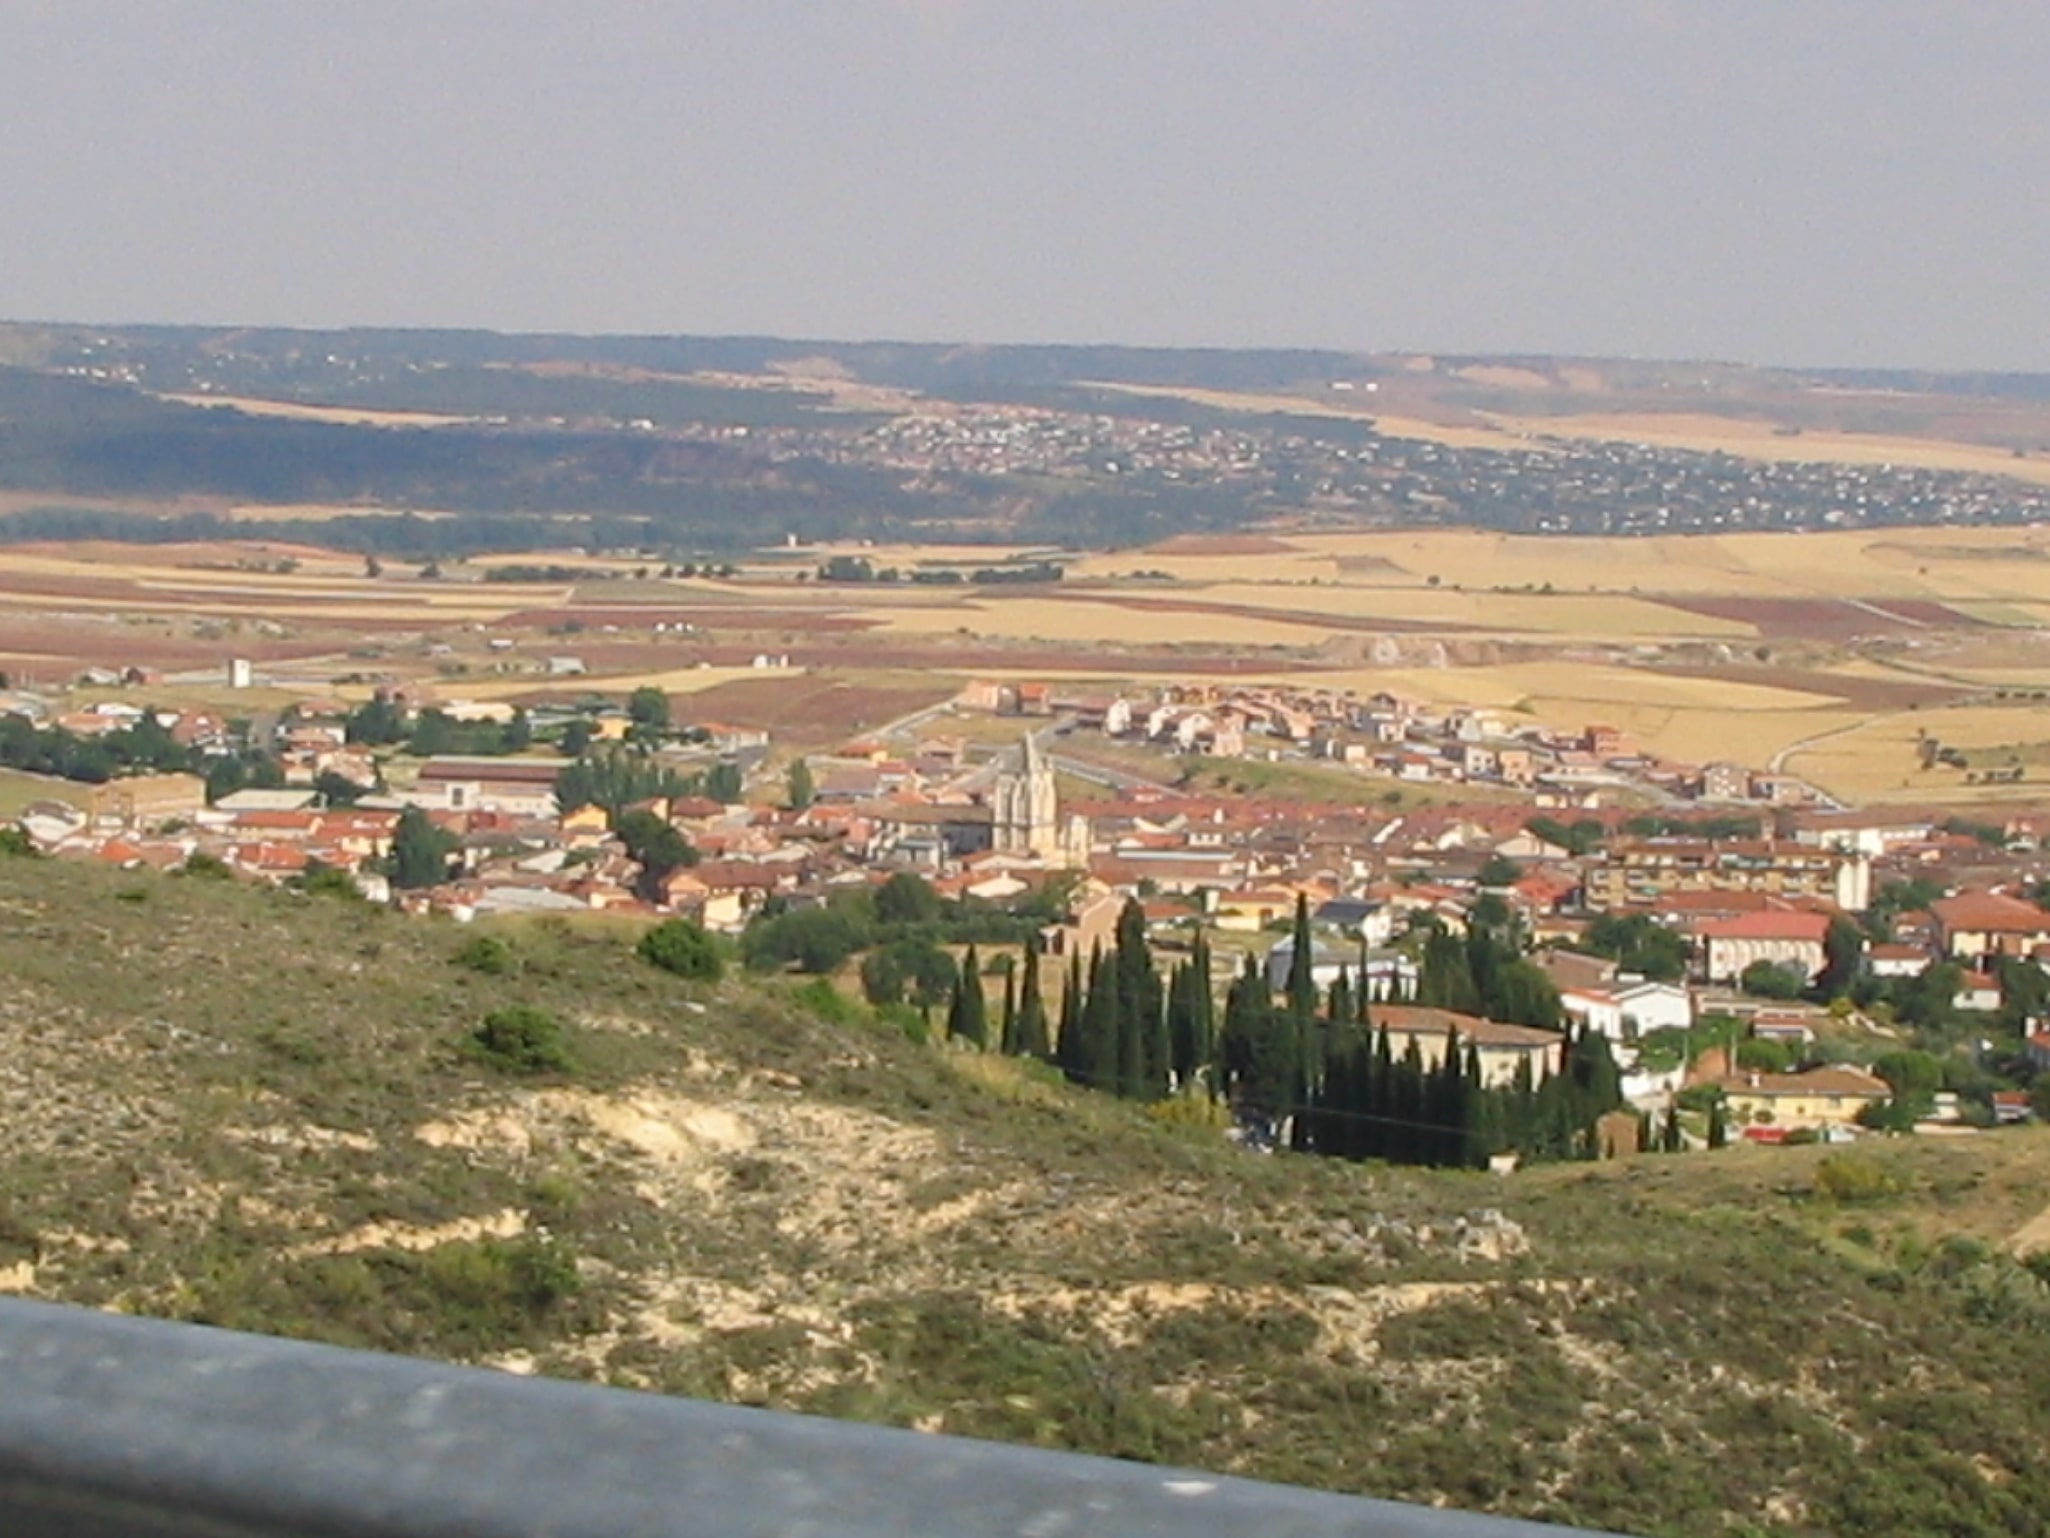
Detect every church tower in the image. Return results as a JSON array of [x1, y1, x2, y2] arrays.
[[993, 733, 1060, 860]]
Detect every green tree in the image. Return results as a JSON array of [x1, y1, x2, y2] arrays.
[[949, 944, 990, 1047], [1819, 917, 1866, 999], [704, 760, 745, 804], [314, 769, 367, 808], [1476, 853, 1522, 887], [741, 904, 872, 974], [1873, 1050, 1943, 1119], [1735, 1036, 1797, 1073], [1111, 898, 1165, 1099], [1582, 913, 1690, 982], [999, 964, 1019, 1053], [860, 937, 956, 1010], [344, 697, 407, 746], [1068, 945, 1119, 1092], [1740, 959, 1806, 1000], [1014, 936, 1051, 1059], [471, 1006, 572, 1074], [638, 918, 724, 982], [1220, 951, 1295, 1136], [875, 871, 943, 926], [787, 757, 815, 811], [390, 806, 457, 890], [627, 686, 671, 733], [615, 809, 697, 900]]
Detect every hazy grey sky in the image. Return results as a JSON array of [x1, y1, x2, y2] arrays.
[[2, 1, 2045, 369]]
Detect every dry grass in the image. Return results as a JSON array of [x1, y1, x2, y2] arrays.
[[453, 665, 791, 702], [164, 394, 478, 429], [871, 598, 1329, 648], [0, 768, 85, 816], [1786, 701, 2050, 804]]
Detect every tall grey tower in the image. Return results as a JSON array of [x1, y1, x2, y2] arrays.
[[992, 733, 1060, 859]]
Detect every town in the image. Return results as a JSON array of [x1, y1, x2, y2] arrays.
[[8, 657, 2048, 1158]]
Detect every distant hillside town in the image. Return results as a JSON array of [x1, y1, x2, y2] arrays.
[[8, 662, 2050, 1156]]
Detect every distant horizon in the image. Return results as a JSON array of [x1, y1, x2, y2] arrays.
[[9, 312, 2048, 384]]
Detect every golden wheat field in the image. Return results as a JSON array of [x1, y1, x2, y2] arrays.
[[1784, 703, 2050, 805], [6, 526, 2050, 804]]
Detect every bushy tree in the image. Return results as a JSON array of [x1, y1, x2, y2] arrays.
[[627, 686, 671, 732], [471, 1007, 572, 1074], [741, 904, 871, 974], [1740, 959, 1806, 1000], [638, 918, 724, 981], [1582, 913, 1690, 982], [390, 806, 457, 889], [874, 871, 942, 926]]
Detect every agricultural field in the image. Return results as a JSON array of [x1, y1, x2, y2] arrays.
[[5, 525, 2050, 804], [0, 768, 84, 817], [1080, 373, 2050, 486]]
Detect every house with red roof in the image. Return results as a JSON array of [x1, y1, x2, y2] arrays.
[[1929, 891, 2050, 963]]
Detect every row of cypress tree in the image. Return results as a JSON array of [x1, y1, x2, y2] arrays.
[[937, 893, 1626, 1168]]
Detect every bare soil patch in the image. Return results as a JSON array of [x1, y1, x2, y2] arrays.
[[664, 675, 957, 744], [1646, 663, 1966, 712], [1659, 596, 1982, 641]]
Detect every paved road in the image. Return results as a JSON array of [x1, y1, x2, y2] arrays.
[[1046, 751, 1176, 793]]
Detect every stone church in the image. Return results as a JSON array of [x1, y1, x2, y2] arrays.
[[990, 734, 1089, 868]]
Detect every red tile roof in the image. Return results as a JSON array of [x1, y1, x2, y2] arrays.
[[1695, 911, 1831, 942], [1931, 891, 2050, 935]]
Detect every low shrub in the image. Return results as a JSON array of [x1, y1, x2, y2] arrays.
[[470, 1006, 572, 1074], [1814, 1151, 1901, 1205], [452, 934, 514, 975], [637, 918, 724, 982]]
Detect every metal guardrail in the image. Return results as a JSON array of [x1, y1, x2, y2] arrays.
[[0, 1297, 1632, 1538]]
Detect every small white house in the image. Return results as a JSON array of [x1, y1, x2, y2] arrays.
[[1560, 987, 1627, 1042], [1614, 980, 1694, 1037]]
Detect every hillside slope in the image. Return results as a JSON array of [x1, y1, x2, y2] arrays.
[[2, 855, 2049, 1537]]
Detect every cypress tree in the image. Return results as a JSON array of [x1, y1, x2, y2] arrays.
[[1327, 968, 1353, 1039], [1433, 1026, 1468, 1167], [999, 964, 1019, 1055], [1015, 936, 1051, 1060], [944, 972, 968, 1043], [1464, 1044, 1497, 1169], [1286, 894, 1318, 1021], [1221, 951, 1293, 1137], [1286, 895, 1320, 1102], [1079, 945, 1119, 1094], [1506, 1054, 1538, 1157], [1166, 960, 1196, 1087], [1110, 898, 1164, 1099], [955, 945, 988, 1047], [1367, 1024, 1395, 1162], [1419, 929, 1479, 1014], [1391, 1039, 1428, 1165], [1660, 1104, 1683, 1153], [1707, 1097, 1730, 1149], [1054, 951, 1083, 1078], [1191, 932, 1217, 1094]]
